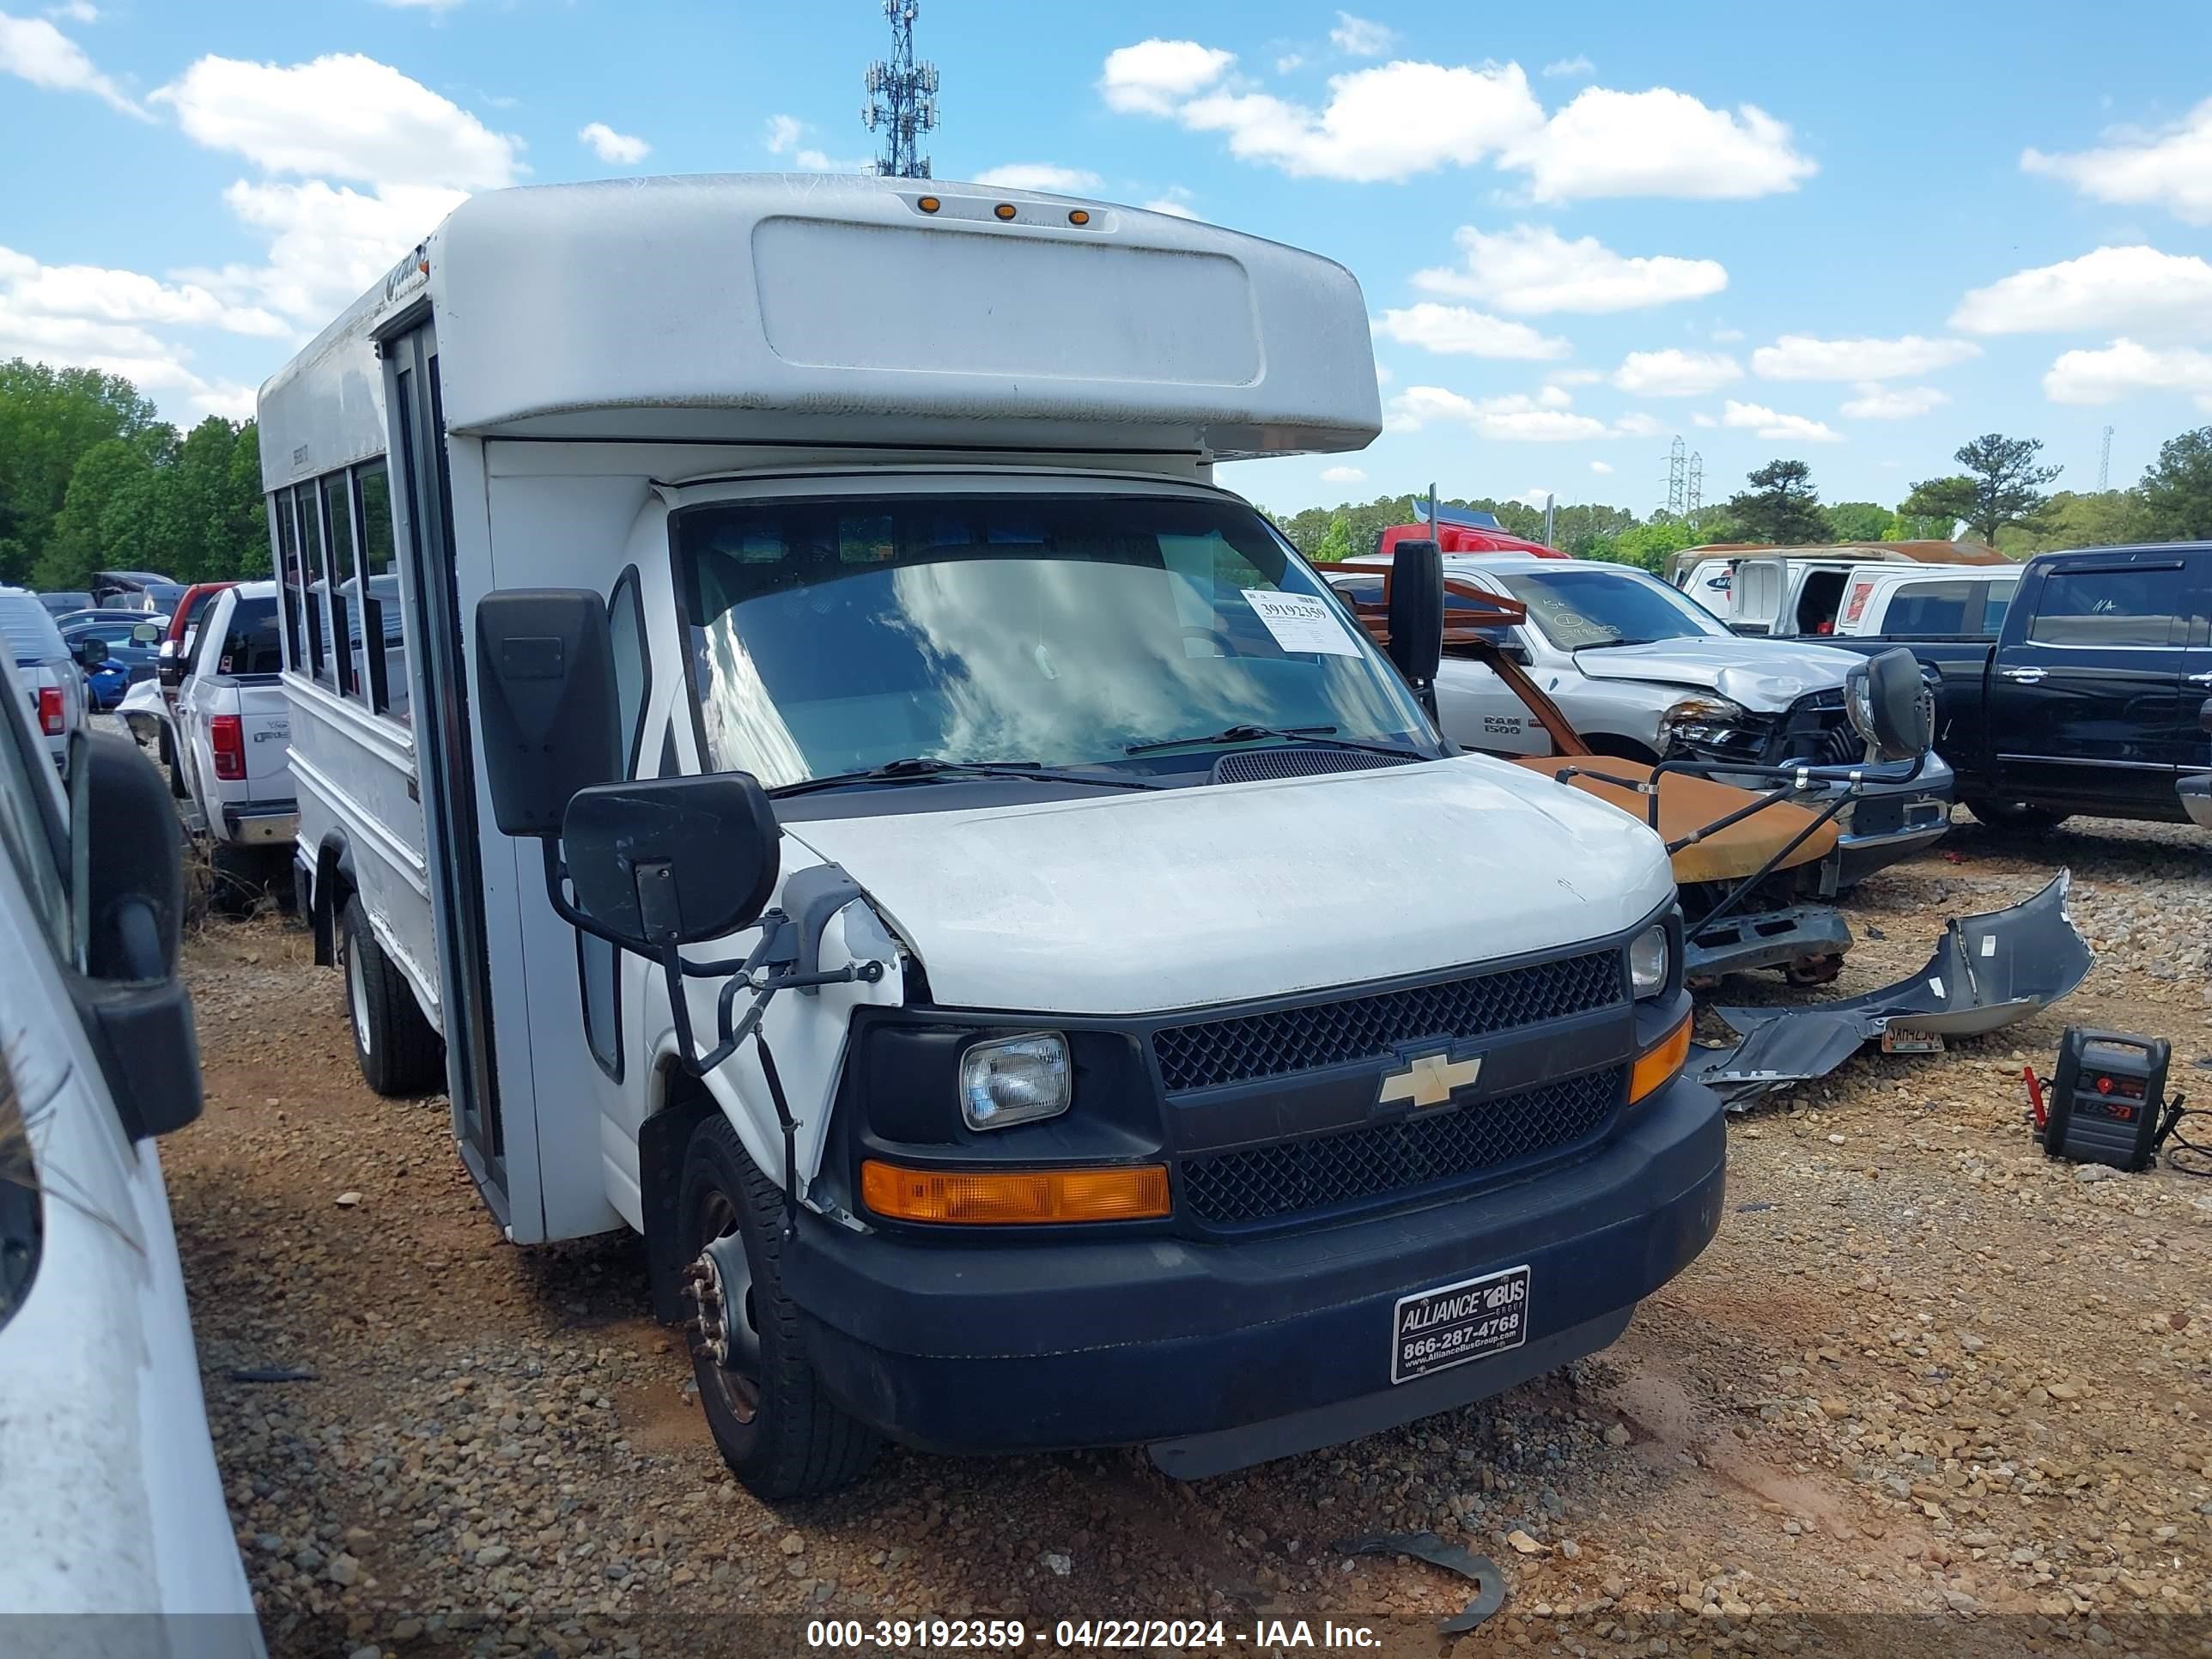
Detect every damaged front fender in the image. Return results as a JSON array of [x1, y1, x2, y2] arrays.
[[1686, 871, 2094, 1109]]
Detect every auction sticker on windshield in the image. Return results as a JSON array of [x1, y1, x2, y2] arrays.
[[1241, 589, 1361, 656], [1391, 1264, 1530, 1383]]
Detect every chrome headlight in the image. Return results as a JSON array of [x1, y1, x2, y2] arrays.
[[959, 1033, 1072, 1131], [1628, 924, 1670, 998], [1656, 693, 1749, 753]]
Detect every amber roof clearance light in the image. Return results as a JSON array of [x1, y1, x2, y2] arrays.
[[1067, 209, 1091, 226], [993, 203, 1018, 221], [916, 195, 941, 213]]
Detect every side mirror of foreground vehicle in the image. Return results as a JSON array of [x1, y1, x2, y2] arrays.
[[73, 635, 108, 668], [474, 588, 623, 837], [1845, 647, 1932, 764], [65, 729, 203, 1139], [562, 775, 781, 949], [1386, 538, 1444, 690]]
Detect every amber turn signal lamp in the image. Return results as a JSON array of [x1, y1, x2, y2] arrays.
[[1629, 1012, 1692, 1105], [916, 195, 940, 213], [1067, 209, 1091, 226], [861, 1160, 1171, 1224], [994, 203, 1018, 221]]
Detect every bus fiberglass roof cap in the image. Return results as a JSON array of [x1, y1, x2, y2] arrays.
[[276, 173, 1384, 461]]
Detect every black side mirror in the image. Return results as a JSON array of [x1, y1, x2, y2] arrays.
[[562, 775, 781, 948], [74, 636, 109, 668], [475, 589, 622, 837], [64, 730, 201, 1139], [1847, 647, 1932, 763], [157, 647, 184, 690], [1387, 538, 1444, 687]]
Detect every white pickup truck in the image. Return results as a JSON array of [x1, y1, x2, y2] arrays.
[[172, 581, 295, 914]]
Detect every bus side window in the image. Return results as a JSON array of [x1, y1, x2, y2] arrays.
[[353, 460, 410, 726]]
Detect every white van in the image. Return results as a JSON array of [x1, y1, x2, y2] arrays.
[[1829, 563, 2020, 639], [258, 174, 1729, 1497]]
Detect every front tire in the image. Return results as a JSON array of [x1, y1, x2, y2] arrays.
[[680, 1115, 880, 1501], [340, 894, 444, 1097], [208, 838, 269, 918], [1963, 798, 2069, 833]]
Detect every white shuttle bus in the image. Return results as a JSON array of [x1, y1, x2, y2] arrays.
[[259, 174, 1726, 1497]]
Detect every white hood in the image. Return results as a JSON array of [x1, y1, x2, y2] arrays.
[[1574, 637, 1868, 710], [781, 756, 1674, 1015]]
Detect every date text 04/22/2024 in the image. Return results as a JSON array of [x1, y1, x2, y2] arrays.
[[805, 1618, 1391, 1649]]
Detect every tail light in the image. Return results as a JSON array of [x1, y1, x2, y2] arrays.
[[211, 714, 246, 780], [38, 685, 64, 736]]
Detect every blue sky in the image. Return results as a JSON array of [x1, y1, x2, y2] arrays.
[[3, 0, 2209, 516]]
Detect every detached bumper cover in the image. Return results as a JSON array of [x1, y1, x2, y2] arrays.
[[782, 1073, 1725, 1471], [1687, 870, 2093, 1109], [1684, 902, 1851, 979]]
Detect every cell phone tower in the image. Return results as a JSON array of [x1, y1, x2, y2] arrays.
[[862, 0, 939, 179]]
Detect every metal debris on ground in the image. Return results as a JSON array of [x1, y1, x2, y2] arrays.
[[1689, 871, 2094, 1109], [1330, 1531, 1508, 1634]]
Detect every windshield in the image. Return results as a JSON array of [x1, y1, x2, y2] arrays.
[[676, 493, 1438, 787], [1490, 566, 1729, 650]]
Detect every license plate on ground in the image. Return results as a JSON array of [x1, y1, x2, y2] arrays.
[[1390, 1264, 1531, 1384]]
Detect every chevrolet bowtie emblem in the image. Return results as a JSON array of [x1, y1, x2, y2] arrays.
[[1379, 1051, 1482, 1110]]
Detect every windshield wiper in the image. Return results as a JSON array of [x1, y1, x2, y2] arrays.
[[1571, 638, 1664, 651], [1125, 723, 1430, 760], [769, 757, 1165, 799]]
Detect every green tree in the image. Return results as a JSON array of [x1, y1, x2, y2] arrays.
[[35, 434, 160, 588], [1313, 514, 1355, 562], [1992, 489, 2148, 556], [1825, 501, 1891, 543], [1590, 518, 1700, 574], [2139, 426, 2212, 541], [1905, 433, 2061, 545], [1725, 459, 1829, 544], [0, 360, 163, 584]]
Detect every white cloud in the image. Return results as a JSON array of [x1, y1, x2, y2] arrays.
[[1505, 88, 1813, 202], [152, 52, 520, 190], [1099, 39, 1235, 116], [1711, 325, 1745, 343], [1320, 465, 1367, 482], [1548, 367, 1602, 386], [1384, 386, 1612, 441], [1721, 399, 1842, 443], [578, 121, 649, 165], [1413, 223, 1725, 314], [1542, 55, 1595, 78], [1690, 411, 1717, 428], [1951, 246, 2212, 339], [185, 178, 469, 325], [1273, 53, 1304, 74], [0, 243, 289, 338], [2043, 338, 2212, 408], [1511, 487, 1554, 510], [1840, 383, 1948, 420], [973, 164, 1103, 192], [1611, 348, 1741, 397], [1535, 384, 1572, 408], [1179, 60, 1542, 183], [1612, 411, 1668, 437], [1143, 196, 1200, 218], [1750, 333, 1980, 381], [46, 1, 98, 21], [1372, 301, 1569, 360], [1328, 11, 1396, 56], [795, 148, 871, 172], [763, 112, 802, 155], [1589, 459, 1614, 473], [2022, 100, 2212, 227], [0, 9, 145, 116]]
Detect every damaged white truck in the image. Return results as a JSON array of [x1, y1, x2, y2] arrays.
[[257, 174, 1805, 1498]]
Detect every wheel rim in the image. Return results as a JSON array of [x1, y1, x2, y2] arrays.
[[345, 933, 374, 1056], [684, 1189, 762, 1423]]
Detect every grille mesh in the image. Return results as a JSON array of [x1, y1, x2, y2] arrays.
[[1212, 747, 1409, 786], [1152, 950, 1625, 1094], [1179, 1066, 1626, 1225], [1765, 690, 1861, 766]]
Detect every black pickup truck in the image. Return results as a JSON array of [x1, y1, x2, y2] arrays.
[[1828, 543, 2212, 830]]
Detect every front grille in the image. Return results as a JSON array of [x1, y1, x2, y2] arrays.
[[1179, 1066, 1627, 1225], [1151, 949, 1625, 1094], [1762, 690, 1860, 767]]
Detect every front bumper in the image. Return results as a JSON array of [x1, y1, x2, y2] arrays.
[[1684, 902, 1850, 979], [222, 800, 298, 846], [782, 1072, 1725, 1474]]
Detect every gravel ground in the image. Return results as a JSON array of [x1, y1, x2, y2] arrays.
[[161, 811, 2212, 1658]]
